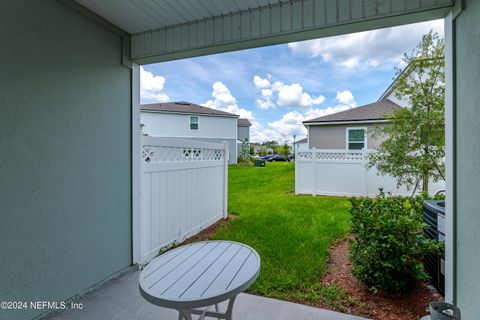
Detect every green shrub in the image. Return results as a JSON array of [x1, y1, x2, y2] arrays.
[[349, 191, 441, 292]]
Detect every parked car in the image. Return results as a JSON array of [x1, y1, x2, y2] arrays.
[[268, 154, 289, 162], [260, 154, 275, 160]]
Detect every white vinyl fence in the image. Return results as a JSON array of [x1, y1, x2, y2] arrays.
[[295, 149, 445, 197], [139, 137, 228, 265]]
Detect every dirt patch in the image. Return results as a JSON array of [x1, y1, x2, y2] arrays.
[[320, 239, 443, 320], [175, 215, 236, 246]]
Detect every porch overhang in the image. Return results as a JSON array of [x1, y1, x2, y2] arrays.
[[75, 0, 454, 65]]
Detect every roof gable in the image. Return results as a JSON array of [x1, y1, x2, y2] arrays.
[[303, 99, 401, 124], [141, 101, 239, 117], [238, 118, 252, 127]]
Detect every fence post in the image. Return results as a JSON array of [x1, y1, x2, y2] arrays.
[[312, 147, 317, 196], [294, 149, 298, 195], [223, 141, 229, 219], [362, 149, 368, 196]]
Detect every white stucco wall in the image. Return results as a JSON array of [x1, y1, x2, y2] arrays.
[[141, 112, 238, 139]]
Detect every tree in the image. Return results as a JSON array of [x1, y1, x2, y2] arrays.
[[280, 141, 291, 157], [368, 30, 445, 194], [280, 135, 291, 158], [264, 140, 280, 154], [249, 143, 255, 155], [238, 138, 251, 165]]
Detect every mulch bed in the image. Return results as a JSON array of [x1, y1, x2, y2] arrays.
[[319, 238, 443, 320]]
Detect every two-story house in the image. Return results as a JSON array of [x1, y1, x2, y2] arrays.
[[302, 63, 422, 151], [237, 118, 251, 159], [141, 101, 249, 164]]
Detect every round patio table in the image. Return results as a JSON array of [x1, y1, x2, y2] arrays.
[[139, 240, 261, 320]]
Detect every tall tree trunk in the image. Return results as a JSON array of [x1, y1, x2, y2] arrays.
[[423, 147, 430, 194], [423, 176, 429, 194]]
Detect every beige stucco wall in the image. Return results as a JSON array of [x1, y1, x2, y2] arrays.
[[308, 123, 386, 150]]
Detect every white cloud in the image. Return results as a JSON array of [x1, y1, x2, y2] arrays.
[[203, 82, 253, 120], [249, 77, 358, 143], [253, 75, 271, 89], [271, 81, 285, 92], [268, 111, 308, 138], [311, 95, 326, 105], [253, 75, 325, 110], [250, 124, 283, 143], [261, 90, 358, 141], [140, 67, 170, 103], [252, 90, 357, 143], [335, 90, 356, 107], [202, 81, 282, 143], [256, 88, 275, 110], [203, 82, 276, 144], [276, 83, 325, 109], [288, 19, 444, 69], [340, 57, 360, 68]]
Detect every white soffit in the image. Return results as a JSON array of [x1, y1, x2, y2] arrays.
[[75, 0, 293, 33], [75, 0, 454, 64]]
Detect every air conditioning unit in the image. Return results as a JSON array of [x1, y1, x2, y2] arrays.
[[423, 200, 445, 295]]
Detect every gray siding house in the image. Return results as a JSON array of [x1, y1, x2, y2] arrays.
[[303, 61, 441, 151], [237, 118, 251, 142], [237, 118, 252, 159], [303, 100, 401, 150], [294, 137, 308, 150]]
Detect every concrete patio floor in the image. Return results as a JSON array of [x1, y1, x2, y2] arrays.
[[52, 270, 367, 320]]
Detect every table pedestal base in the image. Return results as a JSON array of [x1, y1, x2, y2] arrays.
[[177, 296, 237, 320]]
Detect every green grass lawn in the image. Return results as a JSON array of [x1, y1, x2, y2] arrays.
[[210, 162, 353, 308]]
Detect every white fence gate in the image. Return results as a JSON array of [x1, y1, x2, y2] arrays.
[[295, 149, 445, 197], [138, 137, 228, 265]]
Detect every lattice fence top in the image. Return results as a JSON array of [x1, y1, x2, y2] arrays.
[[297, 151, 313, 160], [142, 145, 224, 163], [297, 150, 366, 161], [316, 152, 365, 161]]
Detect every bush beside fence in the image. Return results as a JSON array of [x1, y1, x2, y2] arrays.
[[349, 191, 442, 292]]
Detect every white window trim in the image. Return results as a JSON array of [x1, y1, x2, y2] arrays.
[[189, 115, 199, 131], [346, 127, 367, 150]]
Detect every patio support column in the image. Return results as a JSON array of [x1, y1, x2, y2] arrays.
[[132, 63, 141, 264], [444, 10, 455, 305], [452, 0, 480, 317]]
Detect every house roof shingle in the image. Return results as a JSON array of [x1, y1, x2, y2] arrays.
[[238, 118, 252, 127], [141, 101, 239, 117], [303, 99, 401, 124], [295, 137, 308, 144]]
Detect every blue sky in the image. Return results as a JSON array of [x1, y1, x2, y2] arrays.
[[141, 19, 443, 143]]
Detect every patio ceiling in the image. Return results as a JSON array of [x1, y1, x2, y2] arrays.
[[76, 0, 454, 64]]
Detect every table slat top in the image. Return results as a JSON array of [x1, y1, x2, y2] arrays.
[[139, 241, 261, 309]]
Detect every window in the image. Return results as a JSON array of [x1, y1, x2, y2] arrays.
[[347, 128, 366, 150], [189, 116, 198, 130]]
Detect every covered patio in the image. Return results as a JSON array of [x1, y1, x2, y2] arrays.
[[51, 270, 365, 320], [2, 0, 479, 319]]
